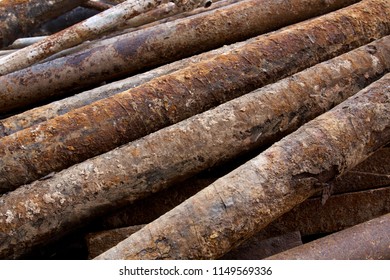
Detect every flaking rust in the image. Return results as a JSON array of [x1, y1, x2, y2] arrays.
[[0, 39, 389, 259], [0, 0, 212, 76], [0, 0, 362, 112], [0, 1, 389, 193], [94, 73, 390, 260], [0, 0, 89, 48]]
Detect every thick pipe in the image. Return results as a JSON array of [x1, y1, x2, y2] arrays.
[[0, 39, 389, 259], [0, 2, 388, 193], [266, 213, 390, 260], [0, 0, 363, 112], [95, 73, 390, 259], [0, 0, 212, 76]]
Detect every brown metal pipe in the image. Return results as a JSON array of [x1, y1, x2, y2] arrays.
[[0, 1, 388, 193], [0, 0, 213, 76], [86, 225, 302, 259], [0, 39, 248, 137], [98, 149, 390, 232], [0, 39, 389, 259], [266, 213, 390, 260], [95, 73, 390, 259], [0, 0, 362, 112], [0, 0, 89, 48]]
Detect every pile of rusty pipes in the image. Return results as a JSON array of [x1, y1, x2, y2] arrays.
[[0, 0, 389, 260]]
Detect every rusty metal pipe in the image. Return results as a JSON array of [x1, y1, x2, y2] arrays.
[[0, 0, 362, 112], [89, 173, 390, 257], [86, 225, 302, 259], [0, 39, 249, 137], [0, 0, 211, 76], [266, 213, 390, 260], [98, 148, 390, 232], [95, 73, 390, 259], [0, 2, 389, 193], [0, 38, 389, 258], [0, 0, 89, 48]]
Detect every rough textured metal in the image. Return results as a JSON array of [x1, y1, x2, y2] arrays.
[[332, 147, 390, 193], [266, 213, 390, 260], [264, 186, 390, 238], [0, 41, 389, 259], [0, 0, 363, 111], [0, 0, 89, 48], [0, 39, 249, 137], [98, 147, 390, 231], [0, 0, 211, 76], [121, 0, 240, 31], [0, 3, 389, 193], [86, 225, 145, 259], [86, 226, 302, 259], [221, 232, 303, 260], [95, 73, 390, 259]]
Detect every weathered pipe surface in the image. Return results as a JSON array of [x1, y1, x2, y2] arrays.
[[266, 213, 390, 260], [264, 186, 390, 238], [87, 224, 302, 259], [86, 225, 145, 259], [221, 231, 303, 260], [0, 40, 389, 259], [34, 6, 100, 36], [0, 0, 89, 48], [98, 148, 390, 231], [0, 2, 389, 193], [0, 0, 210, 76], [331, 147, 390, 193], [95, 74, 390, 260], [93, 185, 390, 258], [0, 40, 249, 137], [0, 0, 363, 112]]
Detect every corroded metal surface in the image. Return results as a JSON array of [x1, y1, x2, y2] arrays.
[[0, 2, 388, 193], [266, 213, 390, 260], [0, 0, 363, 111], [0, 41, 389, 259], [221, 232, 303, 260], [95, 73, 390, 259], [86, 225, 145, 259], [0, 39, 249, 137], [332, 147, 390, 193], [0, 0, 89, 48], [265, 186, 390, 237], [0, 0, 212, 76], [98, 147, 390, 231]]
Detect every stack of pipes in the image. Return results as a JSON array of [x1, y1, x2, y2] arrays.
[[0, 0, 389, 260]]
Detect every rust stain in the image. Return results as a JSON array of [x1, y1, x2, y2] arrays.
[[0, 0, 365, 113], [0, 0, 389, 193]]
